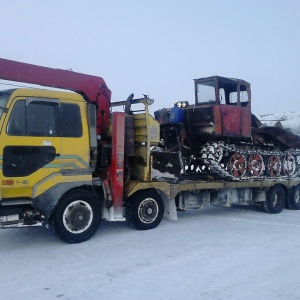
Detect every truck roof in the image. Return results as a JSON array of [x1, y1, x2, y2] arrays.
[[7, 88, 85, 102]]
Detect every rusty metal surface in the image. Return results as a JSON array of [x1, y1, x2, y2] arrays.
[[252, 126, 300, 149]]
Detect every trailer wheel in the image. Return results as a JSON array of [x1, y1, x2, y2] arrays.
[[263, 185, 285, 214], [127, 190, 164, 230], [52, 189, 101, 243], [287, 185, 300, 210]]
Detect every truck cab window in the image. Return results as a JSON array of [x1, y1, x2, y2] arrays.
[[7, 100, 26, 135], [27, 101, 57, 136], [7, 100, 57, 136], [0, 91, 11, 117], [7, 100, 82, 137], [58, 103, 82, 137]]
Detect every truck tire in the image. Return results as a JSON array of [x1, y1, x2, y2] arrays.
[[127, 189, 164, 230], [287, 185, 300, 210], [52, 189, 101, 243], [263, 185, 285, 214]]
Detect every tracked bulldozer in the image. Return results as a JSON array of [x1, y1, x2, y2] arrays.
[[153, 76, 300, 181]]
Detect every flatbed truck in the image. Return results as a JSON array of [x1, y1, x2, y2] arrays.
[[0, 58, 299, 243]]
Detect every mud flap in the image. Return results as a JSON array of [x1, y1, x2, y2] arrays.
[[156, 190, 177, 221]]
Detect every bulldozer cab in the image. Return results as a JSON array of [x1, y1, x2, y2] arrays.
[[193, 76, 252, 138]]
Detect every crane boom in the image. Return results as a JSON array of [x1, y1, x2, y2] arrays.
[[0, 58, 111, 135]]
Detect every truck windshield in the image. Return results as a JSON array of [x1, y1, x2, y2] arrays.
[[0, 90, 13, 117], [196, 80, 216, 104]]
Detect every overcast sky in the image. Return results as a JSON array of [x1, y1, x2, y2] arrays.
[[1, 0, 299, 116]]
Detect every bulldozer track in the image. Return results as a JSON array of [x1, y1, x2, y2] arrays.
[[183, 142, 300, 181]]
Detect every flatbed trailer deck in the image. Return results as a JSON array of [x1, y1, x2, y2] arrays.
[[126, 178, 300, 220]]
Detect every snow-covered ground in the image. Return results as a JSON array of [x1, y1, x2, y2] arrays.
[[1, 204, 300, 300]]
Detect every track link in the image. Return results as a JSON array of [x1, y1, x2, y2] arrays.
[[183, 142, 300, 181]]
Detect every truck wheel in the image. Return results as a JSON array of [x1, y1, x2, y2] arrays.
[[127, 190, 164, 230], [52, 189, 101, 243], [263, 185, 285, 214], [287, 185, 300, 210]]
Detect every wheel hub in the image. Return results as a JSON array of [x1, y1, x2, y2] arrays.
[[248, 153, 265, 176], [268, 155, 282, 177], [138, 199, 159, 224], [283, 154, 296, 176], [63, 200, 93, 234], [229, 152, 247, 178]]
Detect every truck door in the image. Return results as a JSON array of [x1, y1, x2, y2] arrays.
[[58, 101, 90, 172], [0, 97, 61, 199]]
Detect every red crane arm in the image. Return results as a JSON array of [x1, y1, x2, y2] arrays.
[[0, 58, 111, 136]]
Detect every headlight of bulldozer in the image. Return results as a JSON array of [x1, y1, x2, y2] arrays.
[[175, 101, 189, 108]]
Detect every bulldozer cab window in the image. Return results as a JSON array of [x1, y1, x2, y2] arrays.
[[196, 80, 216, 104], [229, 91, 238, 105], [219, 88, 225, 103], [240, 85, 249, 106], [221, 83, 249, 107]]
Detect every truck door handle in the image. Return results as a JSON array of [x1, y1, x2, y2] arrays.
[[55, 153, 61, 157]]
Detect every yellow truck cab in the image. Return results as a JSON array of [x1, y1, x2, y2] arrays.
[[0, 88, 102, 243]]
